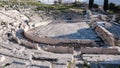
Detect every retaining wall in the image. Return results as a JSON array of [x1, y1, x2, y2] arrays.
[[81, 47, 119, 54], [24, 31, 98, 47], [44, 46, 74, 54]]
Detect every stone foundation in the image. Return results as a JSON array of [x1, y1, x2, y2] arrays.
[[24, 31, 98, 47], [81, 47, 120, 54]]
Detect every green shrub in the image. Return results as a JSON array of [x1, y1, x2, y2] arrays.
[[108, 10, 114, 14], [109, 3, 116, 11]]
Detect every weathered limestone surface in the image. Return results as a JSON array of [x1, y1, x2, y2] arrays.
[[95, 25, 115, 46], [24, 22, 99, 47], [0, 10, 29, 26], [43, 46, 74, 54], [0, 41, 73, 68], [0, 55, 5, 62], [83, 54, 120, 62], [0, 8, 120, 68], [24, 31, 98, 47], [91, 22, 115, 46], [81, 47, 120, 54], [0, 9, 75, 68]]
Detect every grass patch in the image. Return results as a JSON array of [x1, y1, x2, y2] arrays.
[[0, 0, 42, 7], [67, 61, 72, 68], [0, 0, 84, 12], [35, 4, 84, 12]]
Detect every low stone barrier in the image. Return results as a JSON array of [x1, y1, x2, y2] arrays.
[[24, 31, 98, 47], [81, 47, 119, 54], [44, 46, 74, 54]]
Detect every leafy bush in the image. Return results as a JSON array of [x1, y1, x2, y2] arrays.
[[108, 10, 114, 14], [109, 3, 116, 11], [115, 5, 120, 12], [108, 3, 120, 13]]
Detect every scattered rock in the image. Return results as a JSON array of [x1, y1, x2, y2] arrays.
[[0, 55, 5, 62]]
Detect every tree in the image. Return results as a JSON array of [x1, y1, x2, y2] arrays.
[[103, 0, 109, 11], [114, 5, 120, 12], [109, 3, 115, 11], [89, 0, 94, 9]]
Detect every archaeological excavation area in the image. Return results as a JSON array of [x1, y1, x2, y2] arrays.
[[0, 5, 120, 68]]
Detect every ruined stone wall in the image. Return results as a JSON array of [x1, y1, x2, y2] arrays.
[[44, 46, 74, 54], [81, 47, 119, 54], [92, 22, 115, 46], [24, 31, 98, 47]]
